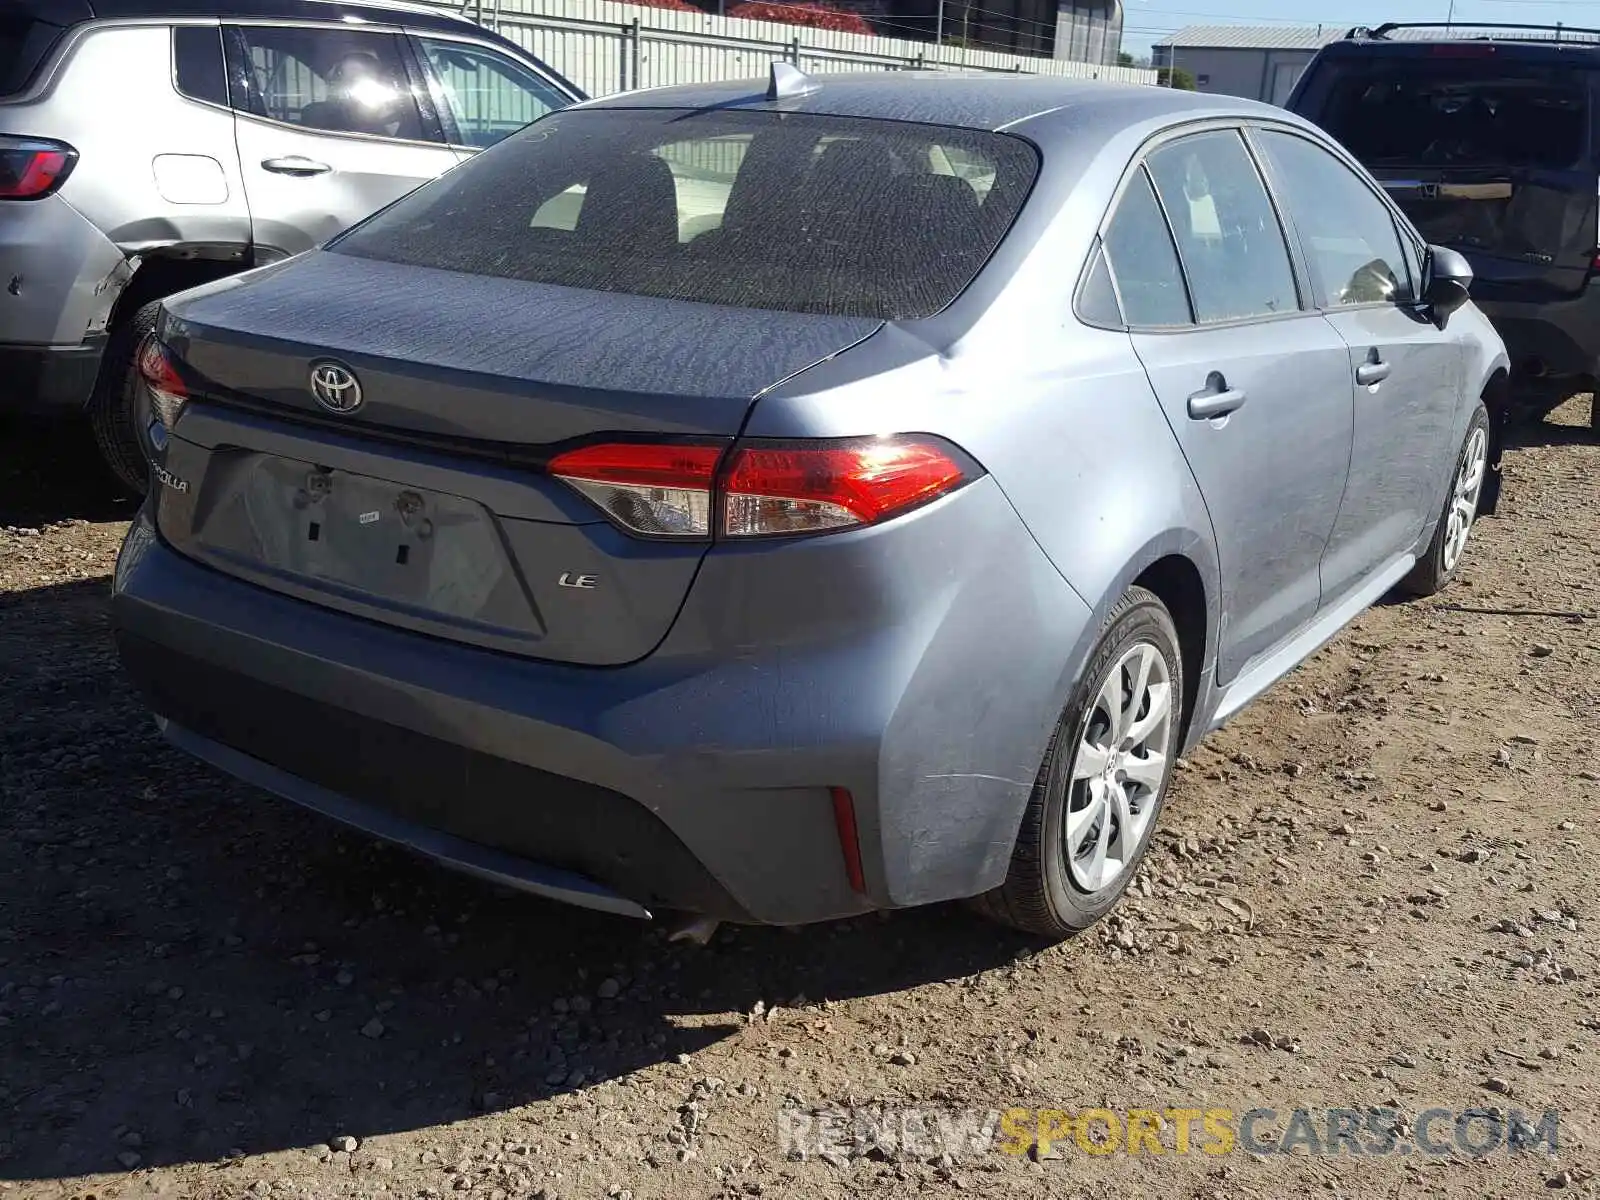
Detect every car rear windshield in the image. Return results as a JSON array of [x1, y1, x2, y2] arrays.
[[329, 107, 1040, 320], [1312, 59, 1589, 170]]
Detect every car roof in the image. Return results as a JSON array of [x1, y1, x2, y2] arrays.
[[583, 71, 1294, 136], [68, 0, 483, 37]]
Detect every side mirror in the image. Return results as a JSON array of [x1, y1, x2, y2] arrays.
[[1422, 245, 1473, 318]]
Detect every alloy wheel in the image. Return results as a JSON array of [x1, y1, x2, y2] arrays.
[[1064, 641, 1174, 893], [1442, 426, 1488, 574]]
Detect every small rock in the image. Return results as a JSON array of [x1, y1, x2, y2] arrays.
[[331, 1136, 359, 1153], [373, 1156, 394, 1171], [1484, 1076, 1513, 1095], [1389, 1052, 1416, 1068], [596, 978, 620, 1000], [360, 1018, 385, 1039], [1529, 644, 1554, 658], [1460, 848, 1488, 863], [889, 1050, 917, 1067], [1558, 820, 1576, 832]]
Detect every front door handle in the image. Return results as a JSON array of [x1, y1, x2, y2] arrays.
[[261, 156, 332, 177], [1187, 372, 1248, 420], [1356, 351, 1391, 387]]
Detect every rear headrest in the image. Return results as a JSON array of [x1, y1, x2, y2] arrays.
[[576, 152, 681, 256]]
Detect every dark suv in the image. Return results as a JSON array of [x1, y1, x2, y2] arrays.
[[1290, 22, 1600, 430]]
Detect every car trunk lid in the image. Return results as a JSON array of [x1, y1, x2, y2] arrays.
[[155, 251, 881, 665]]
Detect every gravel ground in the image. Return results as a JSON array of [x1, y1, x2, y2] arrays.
[[2, 400, 1599, 1200]]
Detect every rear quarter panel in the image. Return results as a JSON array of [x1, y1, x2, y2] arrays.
[[747, 114, 1224, 742]]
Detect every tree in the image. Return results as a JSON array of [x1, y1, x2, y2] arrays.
[[727, 2, 874, 34], [1116, 51, 1134, 66], [1157, 66, 1197, 90]]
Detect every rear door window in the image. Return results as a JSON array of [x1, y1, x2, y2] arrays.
[[1101, 168, 1193, 327], [330, 108, 1040, 319], [1145, 130, 1300, 324], [1313, 60, 1588, 171], [229, 25, 427, 142], [174, 26, 229, 107], [415, 37, 568, 149]]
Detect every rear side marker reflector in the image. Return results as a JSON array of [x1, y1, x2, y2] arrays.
[[830, 786, 868, 895], [548, 437, 975, 540]]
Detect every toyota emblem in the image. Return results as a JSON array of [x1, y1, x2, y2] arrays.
[[309, 361, 363, 414]]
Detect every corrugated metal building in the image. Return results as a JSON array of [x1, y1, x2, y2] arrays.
[[1151, 24, 1343, 104], [1055, 0, 1125, 67]]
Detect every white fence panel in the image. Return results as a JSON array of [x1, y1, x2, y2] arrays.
[[427, 0, 1157, 97]]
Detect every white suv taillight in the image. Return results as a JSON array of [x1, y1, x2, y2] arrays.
[[0, 136, 77, 200], [548, 437, 976, 540]]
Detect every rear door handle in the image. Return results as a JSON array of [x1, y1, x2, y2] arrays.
[[1356, 352, 1391, 387], [1187, 373, 1248, 420], [261, 156, 332, 177]]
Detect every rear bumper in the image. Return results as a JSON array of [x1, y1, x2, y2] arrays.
[[0, 340, 103, 413], [111, 479, 1095, 925], [1475, 283, 1600, 383]]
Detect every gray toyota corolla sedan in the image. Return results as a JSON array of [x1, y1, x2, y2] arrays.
[[111, 68, 1508, 940]]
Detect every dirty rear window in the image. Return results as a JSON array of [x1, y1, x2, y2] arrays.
[[329, 107, 1039, 319], [1314, 61, 1589, 170]]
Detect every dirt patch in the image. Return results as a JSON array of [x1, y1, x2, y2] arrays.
[[2, 399, 1598, 1199]]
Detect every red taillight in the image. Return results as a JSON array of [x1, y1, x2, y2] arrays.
[[137, 334, 189, 430], [548, 442, 723, 537], [722, 439, 969, 537], [0, 137, 78, 200], [548, 436, 974, 540]]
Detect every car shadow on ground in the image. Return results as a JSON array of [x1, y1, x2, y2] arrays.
[[0, 416, 138, 528], [0, 572, 1038, 1182], [1502, 409, 1597, 450]]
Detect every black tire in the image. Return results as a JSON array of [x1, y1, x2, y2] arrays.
[[973, 586, 1184, 940], [1397, 402, 1490, 599], [86, 300, 161, 497]]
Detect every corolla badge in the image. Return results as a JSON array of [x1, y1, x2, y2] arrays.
[[309, 361, 363, 414]]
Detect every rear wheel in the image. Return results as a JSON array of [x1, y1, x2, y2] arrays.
[[86, 301, 161, 498], [973, 586, 1183, 940], [1398, 402, 1489, 599]]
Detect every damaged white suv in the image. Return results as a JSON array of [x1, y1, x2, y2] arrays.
[[0, 0, 580, 491]]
